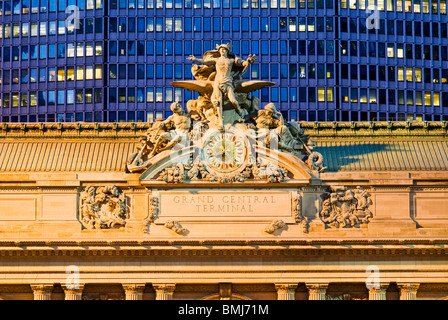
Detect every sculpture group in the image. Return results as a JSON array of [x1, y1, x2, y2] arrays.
[[127, 43, 326, 180]]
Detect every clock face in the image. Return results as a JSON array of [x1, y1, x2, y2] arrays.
[[204, 131, 247, 173]]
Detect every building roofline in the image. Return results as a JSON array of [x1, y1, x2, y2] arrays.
[[0, 121, 446, 140]]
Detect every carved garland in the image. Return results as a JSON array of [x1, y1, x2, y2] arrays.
[[319, 186, 373, 229], [157, 160, 289, 184], [79, 185, 128, 230]]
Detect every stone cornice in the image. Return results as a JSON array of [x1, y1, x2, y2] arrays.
[[301, 121, 448, 139], [1, 238, 448, 246], [0, 122, 446, 140], [0, 239, 446, 257]]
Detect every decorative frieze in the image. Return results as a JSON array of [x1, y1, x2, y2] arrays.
[[79, 185, 129, 230], [319, 186, 372, 228]]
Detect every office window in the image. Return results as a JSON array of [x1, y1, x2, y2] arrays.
[[387, 44, 394, 57], [397, 44, 404, 58], [76, 66, 84, 80], [425, 91, 431, 105], [318, 88, 325, 102], [360, 89, 367, 103], [398, 67, 404, 81]]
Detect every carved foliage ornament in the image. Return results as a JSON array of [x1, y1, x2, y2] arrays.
[[164, 220, 187, 235], [157, 159, 289, 184], [292, 195, 309, 233], [264, 219, 285, 234], [143, 197, 159, 233], [79, 185, 128, 230], [319, 186, 372, 229]]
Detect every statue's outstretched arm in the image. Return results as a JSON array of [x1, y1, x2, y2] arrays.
[[187, 55, 215, 66]]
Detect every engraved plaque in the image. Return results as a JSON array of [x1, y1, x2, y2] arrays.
[[156, 190, 293, 223]]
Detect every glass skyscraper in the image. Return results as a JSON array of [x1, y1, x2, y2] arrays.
[[0, 0, 447, 123]]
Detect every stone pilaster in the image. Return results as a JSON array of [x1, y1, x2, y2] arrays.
[[306, 283, 328, 300], [31, 284, 54, 300], [122, 284, 146, 300], [153, 284, 176, 300], [368, 283, 389, 300], [398, 283, 420, 300], [275, 284, 297, 300], [62, 284, 84, 300], [219, 283, 232, 300]]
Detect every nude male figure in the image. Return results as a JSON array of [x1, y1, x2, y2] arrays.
[[187, 44, 255, 128], [149, 101, 191, 157]]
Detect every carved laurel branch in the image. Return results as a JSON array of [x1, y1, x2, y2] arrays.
[[143, 197, 159, 233], [319, 186, 373, 229], [164, 220, 187, 235], [264, 220, 285, 234]]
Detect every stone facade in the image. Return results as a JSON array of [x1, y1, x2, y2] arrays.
[[0, 122, 447, 300]]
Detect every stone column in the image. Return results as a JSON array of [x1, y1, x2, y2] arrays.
[[153, 284, 176, 300], [123, 284, 146, 300], [31, 284, 54, 300], [368, 283, 389, 300], [275, 284, 297, 300], [398, 283, 420, 300], [62, 284, 84, 300], [306, 283, 328, 300]]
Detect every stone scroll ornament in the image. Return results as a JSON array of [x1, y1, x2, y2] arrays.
[[126, 43, 326, 178], [79, 185, 128, 230], [319, 186, 373, 228]]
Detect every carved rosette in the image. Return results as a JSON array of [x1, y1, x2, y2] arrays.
[[79, 185, 128, 230], [319, 186, 373, 229]]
